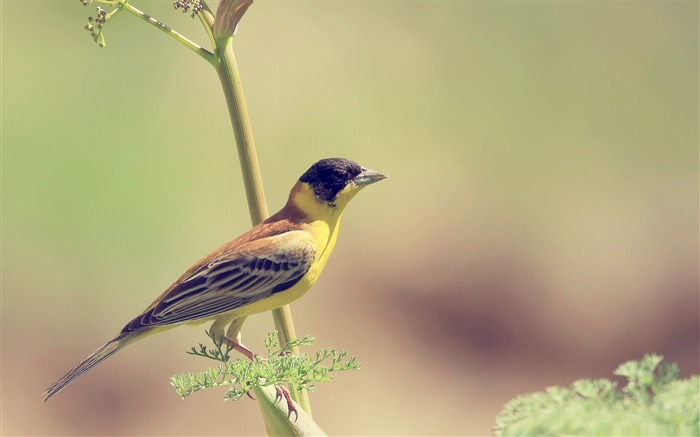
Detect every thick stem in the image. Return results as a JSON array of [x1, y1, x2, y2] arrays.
[[207, 13, 313, 416], [254, 386, 326, 437], [214, 43, 269, 223]]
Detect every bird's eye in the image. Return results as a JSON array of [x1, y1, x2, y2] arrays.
[[323, 168, 343, 181]]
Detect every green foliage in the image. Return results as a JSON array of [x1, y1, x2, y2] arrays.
[[494, 354, 700, 436], [186, 330, 235, 363], [170, 332, 360, 401]]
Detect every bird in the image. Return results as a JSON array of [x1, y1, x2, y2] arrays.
[[43, 157, 386, 402]]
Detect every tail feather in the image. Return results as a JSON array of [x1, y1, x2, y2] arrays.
[[43, 333, 138, 402]]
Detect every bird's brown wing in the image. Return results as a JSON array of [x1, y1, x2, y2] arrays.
[[122, 231, 316, 332]]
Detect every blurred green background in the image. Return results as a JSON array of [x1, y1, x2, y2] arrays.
[[2, 1, 698, 435]]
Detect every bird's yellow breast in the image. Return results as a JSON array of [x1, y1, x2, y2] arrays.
[[278, 183, 344, 299], [298, 218, 339, 289], [220, 183, 345, 320]]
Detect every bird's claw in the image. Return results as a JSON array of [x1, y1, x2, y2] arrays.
[[274, 385, 298, 422]]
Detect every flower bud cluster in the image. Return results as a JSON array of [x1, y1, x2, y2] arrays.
[[173, 0, 203, 18], [84, 6, 108, 47]]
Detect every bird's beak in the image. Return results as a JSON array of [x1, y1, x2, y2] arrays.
[[352, 167, 387, 186]]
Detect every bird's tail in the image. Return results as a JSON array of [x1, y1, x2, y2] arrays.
[[42, 332, 140, 402]]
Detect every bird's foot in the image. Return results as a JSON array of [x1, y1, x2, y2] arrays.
[[274, 385, 298, 422]]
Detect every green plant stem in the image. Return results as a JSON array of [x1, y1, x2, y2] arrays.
[[196, 4, 217, 53], [254, 386, 326, 437], [214, 43, 270, 222], [198, 1, 313, 416], [105, 3, 124, 21], [121, 1, 216, 66]]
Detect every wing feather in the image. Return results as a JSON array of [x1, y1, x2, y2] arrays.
[[124, 232, 316, 332]]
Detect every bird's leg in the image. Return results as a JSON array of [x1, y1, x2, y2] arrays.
[[221, 317, 258, 359], [221, 337, 258, 361]]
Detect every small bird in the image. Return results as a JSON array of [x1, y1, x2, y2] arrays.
[[43, 157, 386, 402]]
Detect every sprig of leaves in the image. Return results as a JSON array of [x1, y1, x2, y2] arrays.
[[614, 353, 680, 401], [263, 331, 316, 356], [186, 330, 234, 363], [170, 331, 361, 401], [494, 354, 700, 436]]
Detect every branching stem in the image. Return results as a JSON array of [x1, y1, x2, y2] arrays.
[[198, 0, 312, 416], [105, 3, 124, 20], [121, 1, 216, 66], [96, 0, 312, 416]]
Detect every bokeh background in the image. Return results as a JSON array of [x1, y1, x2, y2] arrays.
[[2, 1, 698, 435]]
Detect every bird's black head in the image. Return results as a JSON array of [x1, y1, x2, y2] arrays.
[[298, 158, 364, 205]]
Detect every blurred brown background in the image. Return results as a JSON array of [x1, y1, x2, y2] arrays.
[[2, 1, 698, 436]]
